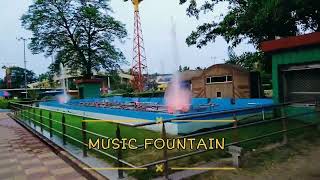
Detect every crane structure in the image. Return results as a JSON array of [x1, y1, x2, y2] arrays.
[[130, 0, 148, 92]]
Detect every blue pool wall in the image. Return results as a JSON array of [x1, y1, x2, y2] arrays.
[[41, 100, 176, 121], [40, 97, 273, 122]]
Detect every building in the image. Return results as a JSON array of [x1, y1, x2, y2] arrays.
[[261, 32, 320, 103], [150, 71, 204, 92], [180, 70, 204, 89], [27, 81, 51, 89], [191, 64, 252, 98], [53, 69, 133, 98], [152, 74, 173, 91]]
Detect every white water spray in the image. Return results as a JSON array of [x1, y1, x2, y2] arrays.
[[57, 63, 70, 104], [164, 17, 191, 114]]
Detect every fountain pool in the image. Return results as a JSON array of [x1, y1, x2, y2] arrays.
[[40, 97, 273, 135]]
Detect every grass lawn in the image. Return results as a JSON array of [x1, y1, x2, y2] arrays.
[[13, 105, 319, 179], [186, 128, 320, 180]]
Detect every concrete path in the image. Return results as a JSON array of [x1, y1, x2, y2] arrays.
[[0, 113, 87, 180]]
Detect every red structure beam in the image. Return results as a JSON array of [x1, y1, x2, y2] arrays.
[[131, 5, 148, 92]]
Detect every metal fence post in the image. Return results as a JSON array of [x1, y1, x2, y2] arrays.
[[40, 109, 43, 133], [62, 114, 66, 145], [281, 105, 288, 145], [17, 105, 19, 116], [49, 112, 53, 138], [116, 125, 124, 179], [82, 121, 88, 157], [18, 104, 21, 118], [31, 108, 35, 128], [33, 108, 36, 127], [28, 107, 31, 126], [22, 106, 24, 119], [233, 113, 239, 143], [162, 122, 169, 179], [24, 106, 26, 121], [11, 104, 14, 115], [20, 105, 22, 116], [21, 105, 23, 118], [11, 103, 15, 116], [12, 103, 16, 116]]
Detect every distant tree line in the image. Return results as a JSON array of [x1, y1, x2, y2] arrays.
[[2, 67, 37, 89]]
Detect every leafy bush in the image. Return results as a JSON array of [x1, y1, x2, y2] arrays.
[[0, 99, 17, 109], [0, 99, 9, 109]]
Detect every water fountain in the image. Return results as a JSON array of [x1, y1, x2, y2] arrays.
[[57, 63, 70, 104], [164, 17, 192, 114]]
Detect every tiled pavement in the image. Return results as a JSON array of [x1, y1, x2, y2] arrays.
[[0, 113, 87, 180]]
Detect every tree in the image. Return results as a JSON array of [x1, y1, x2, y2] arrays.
[[225, 48, 263, 71], [225, 49, 272, 89], [179, 0, 320, 48], [38, 71, 56, 87], [4, 67, 37, 88], [38, 73, 49, 82], [295, 0, 320, 32], [178, 65, 190, 72], [22, 0, 127, 78], [225, 48, 272, 73]]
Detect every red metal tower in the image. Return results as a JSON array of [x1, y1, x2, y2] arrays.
[[131, 0, 148, 92]]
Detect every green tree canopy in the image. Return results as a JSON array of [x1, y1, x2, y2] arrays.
[[225, 49, 266, 71], [22, 0, 127, 78], [178, 65, 190, 72], [38, 73, 49, 82], [4, 67, 37, 89], [180, 0, 320, 48]]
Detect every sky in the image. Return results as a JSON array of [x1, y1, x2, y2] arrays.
[[0, 0, 255, 78]]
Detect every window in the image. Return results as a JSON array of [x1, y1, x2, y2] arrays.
[[206, 77, 211, 84], [212, 76, 227, 83], [206, 75, 233, 84], [217, 92, 222, 97]]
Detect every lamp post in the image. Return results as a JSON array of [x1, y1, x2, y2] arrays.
[[17, 37, 28, 99]]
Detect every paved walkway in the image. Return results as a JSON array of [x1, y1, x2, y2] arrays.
[[0, 113, 87, 180]]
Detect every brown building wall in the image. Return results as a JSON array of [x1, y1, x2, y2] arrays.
[[233, 70, 251, 98], [191, 77, 205, 97], [191, 64, 251, 98], [205, 83, 233, 98]]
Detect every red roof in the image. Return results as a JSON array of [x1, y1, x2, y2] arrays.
[[260, 32, 320, 53]]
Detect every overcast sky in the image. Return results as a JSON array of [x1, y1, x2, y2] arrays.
[[0, 0, 255, 78]]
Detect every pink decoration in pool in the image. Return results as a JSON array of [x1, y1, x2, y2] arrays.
[[57, 93, 70, 104], [165, 74, 191, 114], [3, 91, 9, 97]]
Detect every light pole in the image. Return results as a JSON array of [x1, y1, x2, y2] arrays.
[[17, 37, 28, 99], [211, 56, 217, 65]]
